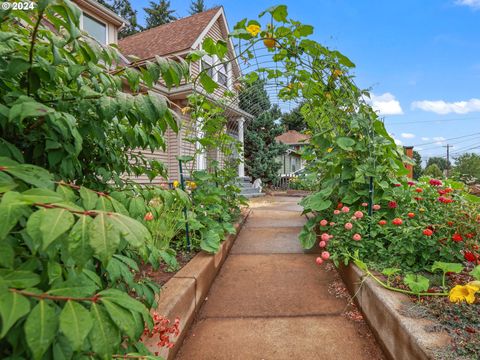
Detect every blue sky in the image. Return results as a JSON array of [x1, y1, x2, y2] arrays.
[[129, 0, 480, 165]]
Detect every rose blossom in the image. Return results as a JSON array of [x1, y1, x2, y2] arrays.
[[341, 206, 350, 213], [378, 220, 387, 226], [321, 233, 330, 241], [344, 222, 353, 230], [354, 211, 364, 219], [330, 222, 336, 226], [316, 257, 324, 265], [452, 233, 463, 242], [319, 241, 327, 248], [388, 201, 398, 209], [352, 233, 362, 241], [361, 202, 368, 207], [320, 219, 328, 226], [333, 210, 341, 215], [373, 204, 381, 211], [392, 218, 403, 226], [423, 229, 433, 236], [321, 251, 330, 260]]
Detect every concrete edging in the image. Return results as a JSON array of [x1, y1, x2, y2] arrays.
[[143, 209, 251, 359], [338, 264, 450, 360]]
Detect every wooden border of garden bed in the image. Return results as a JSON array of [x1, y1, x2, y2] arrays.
[[338, 264, 451, 360], [143, 208, 251, 360]]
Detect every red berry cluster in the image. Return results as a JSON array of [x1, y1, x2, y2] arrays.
[[142, 312, 180, 350]]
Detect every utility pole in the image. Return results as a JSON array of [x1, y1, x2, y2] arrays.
[[443, 144, 451, 178]]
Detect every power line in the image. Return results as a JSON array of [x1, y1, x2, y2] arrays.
[[411, 132, 480, 147]]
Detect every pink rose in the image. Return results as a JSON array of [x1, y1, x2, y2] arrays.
[[373, 204, 381, 211], [333, 210, 341, 215], [344, 222, 353, 230], [361, 202, 368, 207], [316, 257, 324, 265], [329, 222, 335, 226], [352, 233, 362, 241], [319, 241, 327, 248], [320, 219, 328, 226], [341, 206, 350, 213], [321, 251, 330, 260], [354, 211, 364, 219], [329, 234, 334, 239], [321, 233, 330, 241]]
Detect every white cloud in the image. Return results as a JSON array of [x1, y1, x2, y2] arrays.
[[366, 93, 403, 115], [411, 98, 480, 114], [433, 136, 446, 141], [421, 137, 430, 141], [416, 147, 424, 151], [455, 0, 480, 9], [401, 133, 415, 139]]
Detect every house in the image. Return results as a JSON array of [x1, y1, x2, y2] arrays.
[[72, 1, 252, 183], [275, 130, 310, 175], [118, 7, 253, 183], [73, 0, 128, 45]]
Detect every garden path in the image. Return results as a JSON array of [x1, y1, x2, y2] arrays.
[[175, 196, 384, 360]]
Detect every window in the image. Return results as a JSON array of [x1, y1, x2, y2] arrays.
[[201, 55, 214, 78], [217, 63, 228, 87], [83, 13, 107, 44]]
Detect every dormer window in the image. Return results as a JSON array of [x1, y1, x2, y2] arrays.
[[82, 13, 107, 45], [200, 55, 232, 89]]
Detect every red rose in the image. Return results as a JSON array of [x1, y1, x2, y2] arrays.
[[423, 229, 433, 236], [414, 197, 423, 201], [464, 251, 476, 262], [407, 212, 415, 218], [407, 181, 415, 186], [378, 220, 387, 226], [452, 233, 463, 242], [466, 233, 475, 239], [393, 183, 401, 187], [388, 201, 398, 209], [144, 212, 154, 221], [415, 188, 423, 193], [429, 179, 442, 186], [337, 202, 343, 209], [392, 218, 403, 226], [447, 221, 454, 226]]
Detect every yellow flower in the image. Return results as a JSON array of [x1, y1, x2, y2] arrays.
[[173, 180, 180, 188], [181, 107, 191, 115], [246, 24, 261, 36], [327, 147, 333, 153], [419, 208, 425, 213], [325, 92, 332, 100], [333, 69, 343, 77], [449, 284, 479, 304], [189, 181, 197, 189]]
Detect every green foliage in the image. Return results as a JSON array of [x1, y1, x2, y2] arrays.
[[144, 0, 177, 29], [404, 274, 430, 294], [470, 265, 480, 281], [413, 150, 423, 179], [0, 0, 187, 188], [427, 156, 450, 172], [281, 103, 306, 131], [189, 0, 208, 14], [453, 152, 480, 183], [240, 81, 286, 183], [424, 163, 443, 178]]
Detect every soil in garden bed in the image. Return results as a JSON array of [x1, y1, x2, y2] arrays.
[[139, 251, 199, 286]]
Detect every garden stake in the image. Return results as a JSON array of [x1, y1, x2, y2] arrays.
[[179, 159, 191, 251]]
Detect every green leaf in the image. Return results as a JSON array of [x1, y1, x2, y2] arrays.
[[98, 288, 150, 325], [431, 262, 463, 275], [47, 261, 62, 284], [3, 162, 54, 189], [8, 98, 54, 122], [299, 227, 316, 249], [101, 298, 136, 340], [470, 265, 480, 281], [22, 188, 65, 204], [59, 300, 93, 351], [404, 274, 429, 294], [39, 208, 75, 250], [107, 213, 151, 248], [25, 300, 58, 360], [382, 268, 401, 277], [0, 291, 30, 338], [0, 191, 28, 241], [200, 230, 221, 253], [48, 279, 96, 298], [0, 270, 41, 288], [260, 5, 288, 22], [0, 243, 14, 268], [336, 137, 356, 151], [199, 72, 218, 93], [89, 212, 120, 264], [0, 172, 17, 193], [68, 216, 93, 266], [89, 303, 119, 359], [79, 187, 98, 210]]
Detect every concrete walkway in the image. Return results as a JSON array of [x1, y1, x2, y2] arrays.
[[176, 196, 384, 360]]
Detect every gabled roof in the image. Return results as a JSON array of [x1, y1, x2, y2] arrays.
[[118, 7, 221, 60], [276, 130, 310, 145]]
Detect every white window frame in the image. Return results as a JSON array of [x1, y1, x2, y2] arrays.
[[80, 11, 109, 45]]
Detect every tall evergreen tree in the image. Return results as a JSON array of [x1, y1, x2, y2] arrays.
[[96, 0, 141, 38], [281, 103, 306, 131], [239, 80, 286, 183], [189, 0, 208, 14], [144, 0, 177, 29], [413, 150, 423, 179]]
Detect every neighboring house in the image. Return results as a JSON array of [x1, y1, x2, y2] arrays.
[[275, 130, 310, 175], [118, 7, 253, 183], [72, 2, 252, 183]]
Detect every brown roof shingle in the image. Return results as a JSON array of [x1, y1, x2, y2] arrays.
[[275, 130, 310, 145], [118, 7, 220, 60]]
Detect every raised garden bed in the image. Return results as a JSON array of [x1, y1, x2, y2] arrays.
[[338, 263, 452, 360], [142, 208, 251, 360]]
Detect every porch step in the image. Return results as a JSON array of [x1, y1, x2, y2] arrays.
[[238, 177, 264, 198]]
